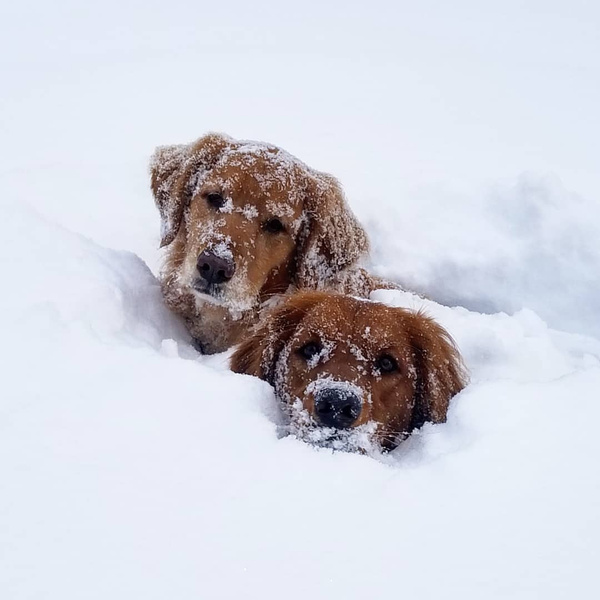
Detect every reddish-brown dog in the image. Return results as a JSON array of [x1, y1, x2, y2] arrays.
[[231, 292, 467, 452], [150, 133, 386, 354]]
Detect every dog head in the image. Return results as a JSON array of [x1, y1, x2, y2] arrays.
[[150, 134, 368, 351], [231, 292, 467, 452]]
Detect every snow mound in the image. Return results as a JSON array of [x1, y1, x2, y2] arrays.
[[3, 202, 186, 350], [368, 173, 600, 339], [2, 202, 600, 599]]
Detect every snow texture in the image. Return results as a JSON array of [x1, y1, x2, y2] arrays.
[[2, 1, 600, 599], [368, 173, 600, 339]]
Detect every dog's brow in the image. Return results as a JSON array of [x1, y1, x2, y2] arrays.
[[266, 201, 296, 217], [348, 342, 368, 362], [239, 204, 258, 219]]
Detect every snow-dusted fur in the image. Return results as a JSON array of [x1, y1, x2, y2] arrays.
[[231, 291, 467, 452], [150, 133, 392, 353]]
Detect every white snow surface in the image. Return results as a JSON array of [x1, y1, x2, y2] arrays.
[[2, 1, 600, 598]]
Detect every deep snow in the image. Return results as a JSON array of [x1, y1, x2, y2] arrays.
[[2, 1, 600, 599]]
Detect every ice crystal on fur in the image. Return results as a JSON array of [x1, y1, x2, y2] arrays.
[[306, 339, 335, 369], [150, 144, 190, 246], [241, 204, 258, 220], [211, 240, 233, 261], [219, 199, 234, 214], [304, 377, 366, 403], [272, 339, 293, 402], [348, 341, 368, 363], [266, 201, 296, 219]]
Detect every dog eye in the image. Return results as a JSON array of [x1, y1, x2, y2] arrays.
[[263, 218, 285, 234], [298, 342, 321, 360], [376, 354, 398, 374], [206, 193, 225, 208]]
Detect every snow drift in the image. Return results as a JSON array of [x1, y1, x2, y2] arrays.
[[2, 195, 600, 599]]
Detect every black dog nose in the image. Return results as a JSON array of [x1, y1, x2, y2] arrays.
[[196, 251, 235, 285], [314, 388, 362, 429]]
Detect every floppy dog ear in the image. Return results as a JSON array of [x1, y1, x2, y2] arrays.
[[407, 311, 468, 429], [295, 173, 369, 288], [149, 133, 231, 247], [230, 292, 329, 384]]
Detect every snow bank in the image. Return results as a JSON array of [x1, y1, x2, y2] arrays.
[[367, 173, 600, 339], [2, 203, 600, 599]]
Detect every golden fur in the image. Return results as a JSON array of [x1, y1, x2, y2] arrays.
[[150, 133, 390, 353], [231, 291, 467, 451]]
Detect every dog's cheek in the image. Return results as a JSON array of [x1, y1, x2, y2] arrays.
[[298, 388, 316, 416], [162, 229, 188, 278], [373, 380, 416, 436], [248, 235, 296, 291], [273, 347, 307, 407]]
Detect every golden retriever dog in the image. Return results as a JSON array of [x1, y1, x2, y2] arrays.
[[231, 291, 467, 452], [150, 133, 387, 354]]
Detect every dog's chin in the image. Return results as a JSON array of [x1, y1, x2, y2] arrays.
[[191, 288, 227, 307], [286, 405, 381, 454], [293, 423, 382, 454], [189, 280, 257, 315]]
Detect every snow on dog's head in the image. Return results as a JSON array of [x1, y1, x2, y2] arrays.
[[149, 133, 369, 354], [231, 291, 468, 452]]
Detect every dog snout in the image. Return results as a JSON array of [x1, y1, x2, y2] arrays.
[[314, 388, 362, 429], [196, 251, 235, 285]]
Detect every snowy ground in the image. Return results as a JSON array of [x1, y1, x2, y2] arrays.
[[2, 1, 600, 599]]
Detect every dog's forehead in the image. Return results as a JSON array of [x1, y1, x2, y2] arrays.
[[210, 143, 307, 200], [301, 300, 349, 334], [302, 298, 411, 350]]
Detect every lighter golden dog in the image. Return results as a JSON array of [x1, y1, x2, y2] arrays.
[[231, 292, 467, 452], [150, 133, 386, 353]]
